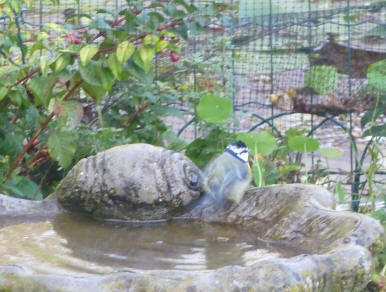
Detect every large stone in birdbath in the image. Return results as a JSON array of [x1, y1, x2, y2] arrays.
[[0, 184, 384, 291], [54, 143, 203, 220]]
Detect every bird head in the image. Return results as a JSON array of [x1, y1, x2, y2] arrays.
[[225, 141, 249, 163]]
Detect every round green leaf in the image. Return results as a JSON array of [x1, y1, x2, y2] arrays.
[[367, 59, 386, 92], [237, 131, 277, 156], [196, 94, 233, 123], [319, 147, 344, 159], [305, 65, 338, 94], [288, 136, 320, 153]]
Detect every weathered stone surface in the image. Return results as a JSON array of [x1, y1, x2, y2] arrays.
[[0, 184, 384, 291], [54, 143, 203, 220]]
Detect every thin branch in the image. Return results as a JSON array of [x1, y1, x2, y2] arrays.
[[14, 68, 41, 86], [5, 79, 83, 181], [126, 101, 151, 124]]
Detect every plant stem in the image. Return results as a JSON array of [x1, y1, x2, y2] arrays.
[[96, 104, 104, 128]]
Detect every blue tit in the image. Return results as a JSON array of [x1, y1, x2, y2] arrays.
[[203, 141, 252, 204]]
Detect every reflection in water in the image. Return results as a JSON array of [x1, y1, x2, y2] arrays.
[[52, 214, 306, 271]]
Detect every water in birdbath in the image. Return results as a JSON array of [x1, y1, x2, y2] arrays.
[[0, 213, 309, 272]]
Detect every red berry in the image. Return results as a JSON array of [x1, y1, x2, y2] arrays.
[[32, 140, 40, 147], [170, 51, 179, 62]]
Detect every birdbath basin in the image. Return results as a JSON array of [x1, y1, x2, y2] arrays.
[[0, 184, 384, 291]]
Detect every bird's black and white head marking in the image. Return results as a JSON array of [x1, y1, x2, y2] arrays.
[[225, 141, 249, 163]]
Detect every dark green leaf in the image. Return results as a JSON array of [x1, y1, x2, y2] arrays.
[[28, 75, 56, 107], [363, 125, 386, 137], [361, 107, 384, 128], [79, 60, 102, 86], [81, 82, 106, 103], [48, 131, 76, 168], [100, 67, 115, 91], [197, 93, 233, 123], [3, 176, 43, 200], [0, 87, 8, 101]]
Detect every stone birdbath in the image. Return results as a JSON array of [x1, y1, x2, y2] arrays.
[[0, 144, 384, 291]]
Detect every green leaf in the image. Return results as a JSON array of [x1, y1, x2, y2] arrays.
[[28, 75, 56, 107], [108, 53, 123, 80], [79, 60, 102, 86], [285, 128, 308, 138], [363, 125, 386, 137], [54, 55, 70, 74], [48, 131, 76, 168], [100, 67, 115, 91], [288, 136, 320, 153], [279, 164, 301, 175], [319, 148, 344, 159], [143, 34, 159, 46], [196, 93, 233, 123], [305, 65, 338, 94], [0, 87, 8, 101], [155, 40, 169, 52], [79, 45, 98, 67], [237, 131, 277, 156], [81, 82, 106, 103], [361, 107, 384, 128], [336, 182, 345, 204], [116, 41, 135, 65], [40, 55, 49, 76], [139, 45, 155, 73], [3, 176, 43, 200], [367, 59, 386, 92]]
